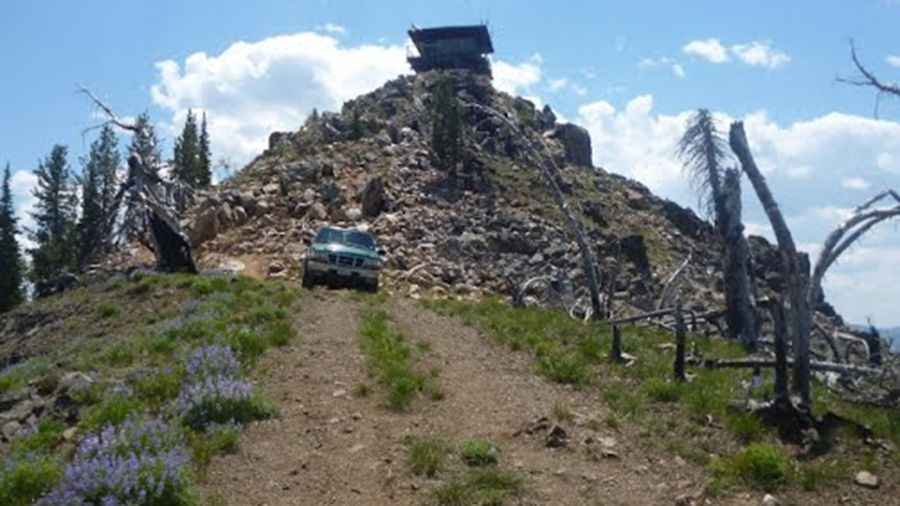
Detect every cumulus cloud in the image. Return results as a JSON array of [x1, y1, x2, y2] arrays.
[[638, 57, 686, 79], [492, 54, 543, 97], [731, 41, 791, 69], [682, 38, 730, 63], [887, 55, 900, 67], [150, 32, 410, 166], [684, 38, 790, 69], [575, 95, 900, 323], [548, 78, 568, 92]]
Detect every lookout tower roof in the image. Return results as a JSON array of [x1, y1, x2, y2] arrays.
[[407, 24, 494, 75]]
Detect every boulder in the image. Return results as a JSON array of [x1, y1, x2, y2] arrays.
[[554, 123, 592, 167], [188, 207, 219, 246], [360, 177, 387, 217], [268, 131, 291, 151]]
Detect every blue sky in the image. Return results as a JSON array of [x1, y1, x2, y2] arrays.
[[2, 1, 900, 324]]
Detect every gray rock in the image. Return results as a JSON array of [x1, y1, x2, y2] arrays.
[[360, 177, 387, 218], [553, 123, 592, 167], [854, 470, 879, 489]]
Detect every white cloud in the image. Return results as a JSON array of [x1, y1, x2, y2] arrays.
[[887, 55, 900, 67], [150, 32, 410, 166], [682, 38, 730, 63], [731, 41, 791, 69], [842, 177, 871, 190], [575, 95, 900, 324], [10, 170, 38, 251], [548, 78, 568, 92], [638, 57, 686, 79], [315, 23, 346, 35], [684, 38, 790, 69], [492, 54, 543, 97]]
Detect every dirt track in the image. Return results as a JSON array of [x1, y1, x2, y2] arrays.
[[202, 290, 709, 505]]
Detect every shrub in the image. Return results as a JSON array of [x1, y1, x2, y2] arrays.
[[226, 327, 268, 366], [460, 439, 498, 467], [189, 422, 241, 470], [0, 453, 63, 505], [97, 303, 120, 319], [133, 367, 184, 409], [406, 436, 449, 478], [81, 388, 144, 432], [41, 418, 194, 505], [265, 321, 295, 347], [11, 420, 65, 455]]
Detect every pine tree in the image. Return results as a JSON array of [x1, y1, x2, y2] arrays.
[[0, 164, 25, 312], [29, 145, 78, 282], [77, 126, 120, 267], [197, 112, 212, 187], [431, 76, 463, 178], [172, 110, 200, 187], [130, 113, 161, 175], [124, 113, 161, 241]]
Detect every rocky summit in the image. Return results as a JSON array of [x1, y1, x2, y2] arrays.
[[169, 69, 822, 323]]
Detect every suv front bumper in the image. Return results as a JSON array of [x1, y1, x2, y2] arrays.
[[305, 257, 380, 282]]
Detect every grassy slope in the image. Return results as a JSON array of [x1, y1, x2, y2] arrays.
[[424, 297, 900, 500], [0, 273, 300, 503]]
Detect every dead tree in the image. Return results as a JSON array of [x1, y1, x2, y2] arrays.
[[721, 169, 759, 349], [80, 87, 198, 273], [837, 40, 900, 117], [463, 100, 604, 320], [678, 110, 758, 348], [730, 122, 900, 410]]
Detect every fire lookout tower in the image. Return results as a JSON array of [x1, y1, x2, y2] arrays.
[[407, 24, 494, 76]]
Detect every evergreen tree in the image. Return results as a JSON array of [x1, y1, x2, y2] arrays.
[[124, 113, 161, 241], [431, 76, 463, 178], [197, 112, 212, 188], [172, 110, 200, 187], [129, 113, 161, 175], [77, 126, 120, 267], [0, 164, 25, 312], [29, 145, 78, 281]]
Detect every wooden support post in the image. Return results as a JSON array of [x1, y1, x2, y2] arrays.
[[610, 325, 623, 363], [674, 300, 687, 382]]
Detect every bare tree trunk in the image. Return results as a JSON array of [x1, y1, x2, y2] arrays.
[[721, 168, 759, 350], [674, 300, 687, 382], [768, 299, 790, 403], [610, 325, 623, 363], [729, 121, 812, 408]]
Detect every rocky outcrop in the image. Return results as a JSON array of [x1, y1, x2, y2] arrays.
[[553, 123, 592, 167]]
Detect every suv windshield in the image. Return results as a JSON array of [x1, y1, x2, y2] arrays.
[[315, 228, 376, 251]]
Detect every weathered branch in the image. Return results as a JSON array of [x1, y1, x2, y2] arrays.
[[657, 253, 691, 310], [836, 40, 900, 117], [688, 357, 883, 376]]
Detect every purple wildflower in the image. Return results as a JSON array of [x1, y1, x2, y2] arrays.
[[184, 345, 241, 382], [40, 418, 190, 506]]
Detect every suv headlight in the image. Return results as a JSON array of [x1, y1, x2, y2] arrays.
[[309, 249, 329, 261], [364, 257, 382, 269]]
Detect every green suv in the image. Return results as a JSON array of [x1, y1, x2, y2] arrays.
[[302, 226, 384, 291]]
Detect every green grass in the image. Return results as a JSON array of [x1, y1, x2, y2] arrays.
[[431, 468, 523, 506], [358, 305, 435, 411], [423, 298, 604, 386], [711, 443, 791, 493], [189, 424, 242, 472], [406, 436, 450, 477], [97, 302, 121, 319], [460, 439, 498, 467]]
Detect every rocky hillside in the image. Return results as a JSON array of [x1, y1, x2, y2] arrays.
[[178, 69, 816, 324]]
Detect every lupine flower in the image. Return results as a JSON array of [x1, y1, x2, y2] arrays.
[[184, 345, 241, 382], [40, 418, 190, 505]]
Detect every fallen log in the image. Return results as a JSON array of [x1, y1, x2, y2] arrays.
[[687, 357, 883, 376]]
